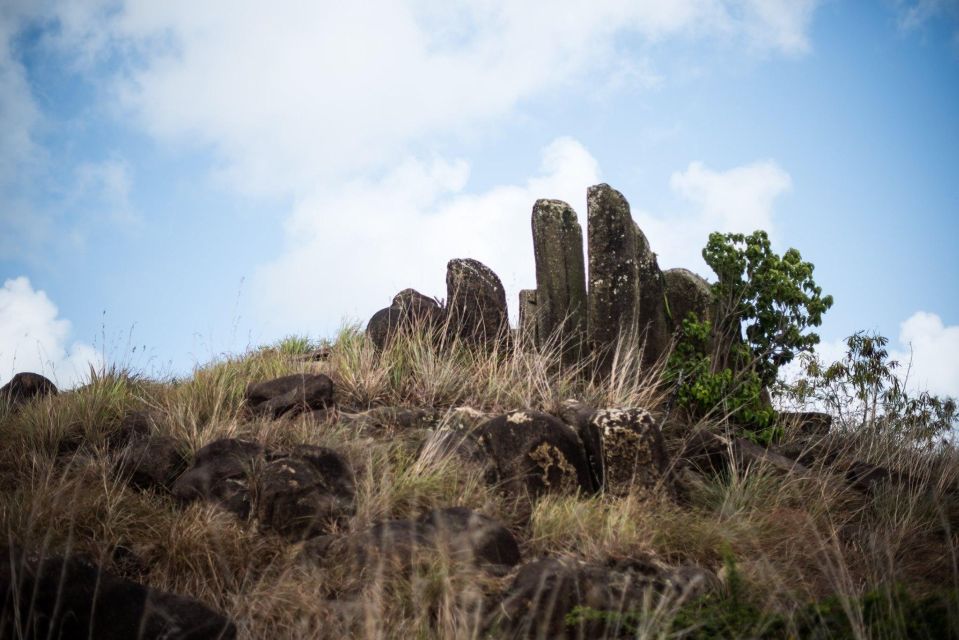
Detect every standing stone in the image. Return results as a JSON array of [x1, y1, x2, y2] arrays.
[[446, 258, 510, 347], [587, 184, 640, 375], [532, 199, 587, 362], [634, 223, 671, 368], [664, 268, 713, 330], [517, 289, 538, 345]]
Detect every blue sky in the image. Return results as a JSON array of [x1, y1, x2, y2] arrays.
[[1, 1, 957, 397]]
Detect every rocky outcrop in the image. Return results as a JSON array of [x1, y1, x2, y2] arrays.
[[478, 410, 598, 497], [517, 289, 538, 344], [532, 199, 587, 362], [245, 373, 334, 419], [634, 224, 671, 367], [316, 507, 520, 575], [0, 546, 236, 640], [0, 372, 58, 407], [560, 401, 669, 496], [446, 258, 510, 347], [367, 289, 446, 350], [664, 267, 713, 329], [586, 184, 641, 376], [256, 445, 356, 539], [489, 555, 714, 639], [115, 435, 187, 492], [172, 438, 264, 518]]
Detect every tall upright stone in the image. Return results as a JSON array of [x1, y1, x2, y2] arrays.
[[587, 184, 640, 375], [634, 223, 671, 368], [446, 258, 510, 348], [531, 199, 587, 362], [518, 289, 538, 345]]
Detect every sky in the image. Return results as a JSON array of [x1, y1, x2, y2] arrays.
[[1, 0, 957, 398]]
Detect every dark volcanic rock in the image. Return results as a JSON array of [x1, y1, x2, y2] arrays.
[[446, 258, 510, 347], [682, 431, 809, 478], [115, 435, 187, 491], [560, 401, 669, 496], [0, 546, 235, 640], [532, 199, 587, 362], [478, 410, 598, 496], [634, 224, 671, 368], [586, 184, 640, 376], [245, 373, 334, 419], [316, 507, 520, 575], [367, 289, 445, 350], [490, 556, 713, 639], [366, 306, 405, 350], [172, 438, 264, 519], [257, 445, 356, 539], [517, 289, 538, 344], [0, 372, 58, 407], [664, 267, 713, 329], [391, 288, 442, 319]]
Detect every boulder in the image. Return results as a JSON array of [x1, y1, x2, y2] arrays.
[[256, 445, 356, 539], [531, 199, 587, 362], [0, 372, 58, 407], [172, 438, 264, 519], [634, 224, 671, 367], [477, 410, 598, 496], [586, 184, 640, 376], [245, 373, 334, 419], [115, 436, 187, 492], [446, 258, 510, 347], [313, 507, 520, 575], [366, 289, 445, 350], [560, 401, 669, 496], [366, 306, 405, 350], [664, 268, 713, 329], [391, 288, 443, 322], [681, 431, 809, 477], [0, 546, 236, 640], [490, 556, 714, 639]]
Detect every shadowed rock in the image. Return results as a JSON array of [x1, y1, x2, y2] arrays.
[[634, 223, 671, 368], [256, 445, 356, 539], [489, 555, 714, 639], [0, 372, 58, 407], [0, 546, 236, 640], [517, 289, 538, 344], [115, 436, 187, 492], [532, 199, 587, 362], [477, 410, 598, 496], [391, 288, 443, 321], [664, 268, 713, 330], [172, 438, 264, 519], [586, 184, 640, 376], [245, 373, 334, 419], [367, 289, 445, 350], [446, 258, 510, 347]]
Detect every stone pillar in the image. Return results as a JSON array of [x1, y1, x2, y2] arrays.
[[634, 223, 671, 368], [518, 289, 538, 345], [586, 184, 640, 375], [663, 268, 713, 331], [532, 199, 587, 362]]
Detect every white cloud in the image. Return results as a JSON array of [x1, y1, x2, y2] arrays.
[[0, 276, 102, 388], [892, 311, 959, 399], [635, 159, 792, 273], [251, 137, 599, 336], [24, 0, 820, 199], [72, 159, 139, 225], [0, 5, 43, 188]]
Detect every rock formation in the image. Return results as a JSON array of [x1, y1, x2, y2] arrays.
[[446, 258, 510, 347]]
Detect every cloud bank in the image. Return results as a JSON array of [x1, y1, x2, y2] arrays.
[[0, 277, 102, 388]]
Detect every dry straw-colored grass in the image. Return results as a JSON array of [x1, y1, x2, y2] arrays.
[[1, 323, 957, 638]]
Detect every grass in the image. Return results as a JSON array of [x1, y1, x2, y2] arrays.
[[1, 323, 957, 638]]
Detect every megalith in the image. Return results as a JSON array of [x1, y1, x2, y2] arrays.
[[634, 223, 671, 368], [446, 258, 510, 347]]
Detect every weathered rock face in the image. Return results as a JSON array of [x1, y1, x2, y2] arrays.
[[245, 373, 334, 419], [446, 258, 510, 347], [391, 288, 442, 321], [367, 289, 446, 350], [367, 306, 405, 350], [172, 438, 264, 519], [634, 224, 671, 367], [517, 289, 538, 344], [477, 410, 598, 496], [532, 199, 587, 362], [560, 401, 669, 496], [0, 372, 58, 407], [0, 546, 236, 640], [313, 507, 520, 575], [115, 436, 187, 492], [664, 268, 713, 330], [490, 556, 714, 639], [586, 184, 640, 376], [256, 445, 356, 539]]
